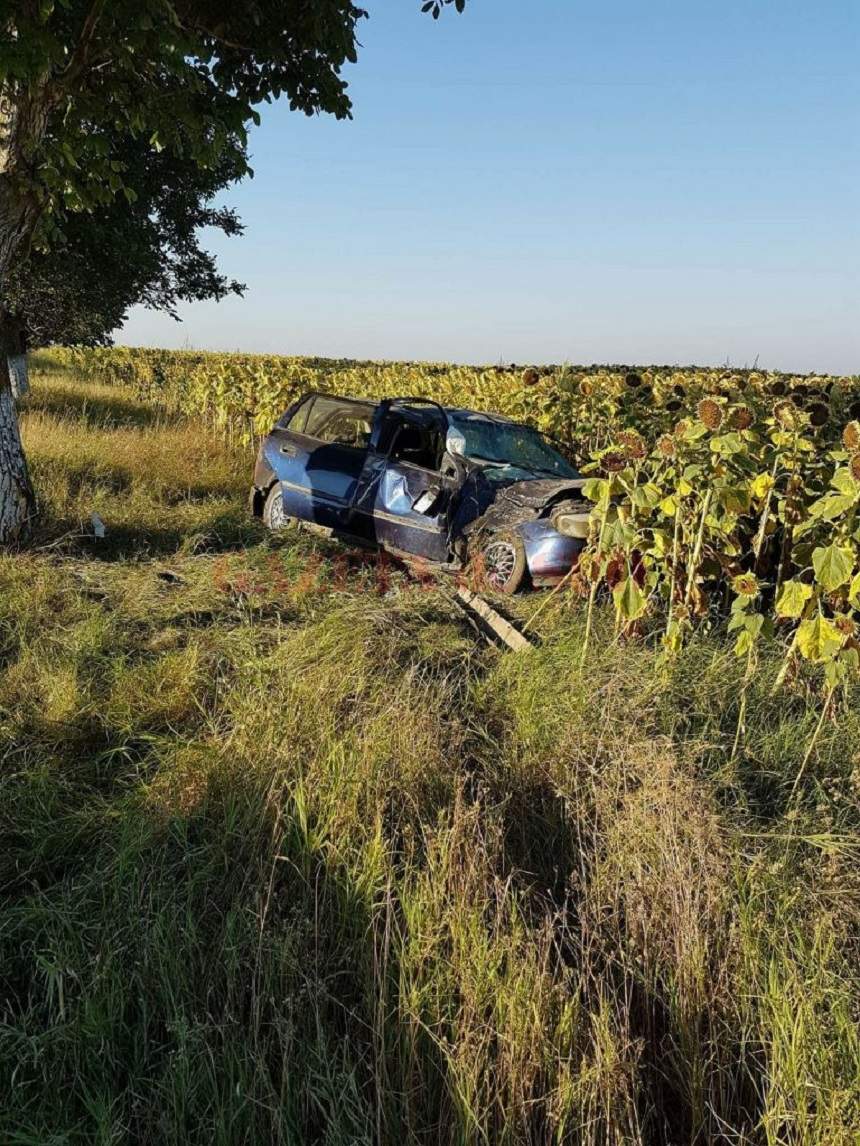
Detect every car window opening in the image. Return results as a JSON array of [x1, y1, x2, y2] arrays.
[[383, 418, 445, 472], [301, 395, 375, 448]]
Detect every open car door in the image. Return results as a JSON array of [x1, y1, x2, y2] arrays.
[[350, 403, 457, 563]]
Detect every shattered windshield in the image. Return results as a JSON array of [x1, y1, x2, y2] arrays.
[[446, 415, 576, 478]]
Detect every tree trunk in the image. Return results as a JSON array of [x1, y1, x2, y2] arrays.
[[0, 307, 35, 541], [1, 90, 49, 544], [8, 352, 29, 400], [6, 313, 29, 399], [0, 371, 34, 544]]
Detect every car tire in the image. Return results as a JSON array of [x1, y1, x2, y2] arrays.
[[262, 482, 290, 530], [477, 531, 528, 594]]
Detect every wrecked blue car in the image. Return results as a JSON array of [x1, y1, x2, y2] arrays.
[[249, 392, 591, 592]]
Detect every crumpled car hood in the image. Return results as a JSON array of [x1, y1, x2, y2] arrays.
[[456, 474, 588, 539], [493, 477, 587, 510]]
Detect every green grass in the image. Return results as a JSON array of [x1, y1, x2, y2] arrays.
[[1, 363, 859, 1144]]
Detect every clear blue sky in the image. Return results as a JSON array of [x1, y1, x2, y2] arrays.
[[121, 0, 859, 373]]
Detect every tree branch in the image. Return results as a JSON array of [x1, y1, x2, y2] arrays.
[[56, 0, 110, 92]]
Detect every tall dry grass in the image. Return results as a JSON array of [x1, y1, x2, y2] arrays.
[[0, 364, 858, 1144]]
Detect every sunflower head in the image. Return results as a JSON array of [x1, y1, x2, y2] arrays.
[[625, 372, 643, 389], [842, 421, 860, 451], [730, 405, 754, 431], [616, 428, 647, 459], [773, 399, 798, 428], [580, 377, 595, 397], [522, 368, 541, 387], [732, 573, 759, 598], [808, 402, 829, 428], [656, 434, 676, 458], [835, 614, 855, 637], [601, 450, 627, 474], [850, 454, 860, 482], [674, 418, 691, 439], [697, 397, 724, 431]]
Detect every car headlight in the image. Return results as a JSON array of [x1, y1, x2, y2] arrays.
[[551, 510, 592, 539]]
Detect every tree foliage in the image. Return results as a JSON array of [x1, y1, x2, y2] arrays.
[[2, 135, 246, 347], [0, 1, 367, 263]]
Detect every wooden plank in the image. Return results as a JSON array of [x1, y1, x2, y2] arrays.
[[454, 587, 533, 652]]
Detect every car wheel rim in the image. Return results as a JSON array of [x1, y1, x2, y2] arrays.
[[483, 539, 518, 589], [269, 490, 287, 529]]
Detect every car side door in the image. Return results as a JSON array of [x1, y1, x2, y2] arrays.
[[351, 412, 455, 562], [265, 394, 375, 530]]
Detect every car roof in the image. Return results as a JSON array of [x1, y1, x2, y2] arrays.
[[299, 391, 523, 430]]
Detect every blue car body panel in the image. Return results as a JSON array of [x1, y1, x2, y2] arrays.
[[251, 392, 587, 587]]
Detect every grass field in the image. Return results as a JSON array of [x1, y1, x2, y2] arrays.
[[2, 360, 859, 1144]]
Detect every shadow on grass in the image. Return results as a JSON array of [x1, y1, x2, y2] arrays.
[[0, 730, 459, 1143], [22, 383, 182, 429], [32, 510, 266, 561]]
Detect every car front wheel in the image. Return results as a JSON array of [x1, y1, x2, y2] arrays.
[[477, 531, 528, 594]]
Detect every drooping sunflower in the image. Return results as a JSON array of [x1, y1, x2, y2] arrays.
[[601, 450, 627, 473], [807, 401, 830, 428], [842, 421, 860, 451], [616, 429, 647, 459], [730, 405, 754, 431], [522, 368, 541, 387], [850, 454, 860, 482], [773, 399, 798, 428], [656, 434, 676, 458], [835, 614, 855, 636], [697, 397, 724, 431]]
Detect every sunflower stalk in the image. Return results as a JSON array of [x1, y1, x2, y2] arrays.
[[730, 642, 756, 765], [664, 502, 683, 645], [683, 488, 712, 613], [791, 683, 836, 797], [580, 504, 610, 668]]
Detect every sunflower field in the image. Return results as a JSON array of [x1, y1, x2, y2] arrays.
[[47, 345, 860, 700]]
